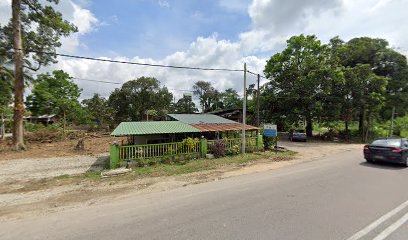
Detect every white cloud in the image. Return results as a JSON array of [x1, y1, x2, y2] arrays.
[[53, 0, 408, 102], [3, 0, 407, 103], [0, 0, 98, 53], [70, 2, 98, 34], [54, 1, 99, 53], [158, 0, 170, 8], [54, 35, 265, 100], [0, 0, 11, 25], [244, 0, 408, 54]]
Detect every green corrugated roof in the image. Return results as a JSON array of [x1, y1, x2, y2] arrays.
[[111, 121, 201, 136], [168, 114, 237, 124]]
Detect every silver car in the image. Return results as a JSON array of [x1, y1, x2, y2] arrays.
[[289, 129, 307, 142]]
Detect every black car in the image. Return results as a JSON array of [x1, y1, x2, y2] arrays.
[[363, 138, 408, 167]]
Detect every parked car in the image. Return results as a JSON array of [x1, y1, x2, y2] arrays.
[[289, 129, 307, 142], [363, 138, 408, 167]]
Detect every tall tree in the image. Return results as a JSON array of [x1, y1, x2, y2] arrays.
[[108, 77, 173, 122], [221, 88, 242, 109], [26, 70, 88, 124], [174, 95, 198, 114], [0, 67, 13, 140], [192, 81, 220, 112], [343, 37, 408, 122], [264, 35, 343, 136], [82, 94, 114, 127], [5, 0, 77, 149], [345, 64, 388, 141]]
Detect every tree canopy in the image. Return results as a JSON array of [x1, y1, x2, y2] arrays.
[[174, 94, 198, 114], [82, 94, 114, 126], [108, 77, 173, 122], [264, 34, 344, 136], [26, 70, 89, 124]]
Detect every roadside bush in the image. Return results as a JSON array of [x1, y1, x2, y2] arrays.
[[209, 140, 226, 158], [226, 144, 240, 156], [263, 136, 277, 149], [24, 122, 46, 132], [182, 137, 200, 152]]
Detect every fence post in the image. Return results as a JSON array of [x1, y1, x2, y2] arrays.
[[256, 134, 263, 150], [110, 143, 120, 169], [200, 138, 207, 158]]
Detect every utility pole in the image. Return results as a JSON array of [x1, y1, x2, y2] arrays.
[[256, 74, 260, 127], [389, 106, 396, 137], [242, 63, 247, 154]]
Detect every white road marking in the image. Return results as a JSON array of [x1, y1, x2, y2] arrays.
[[345, 199, 408, 240], [373, 211, 408, 240]]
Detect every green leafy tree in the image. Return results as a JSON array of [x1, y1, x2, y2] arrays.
[[0, 67, 13, 139], [82, 94, 114, 127], [108, 77, 173, 122], [26, 70, 89, 124], [193, 81, 220, 112], [174, 95, 198, 114], [3, 0, 77, 149], [221, 88, 242, 109], [345, 64, 388, 141], [343, 37, 408, 123], [264, 34, 343, 136]]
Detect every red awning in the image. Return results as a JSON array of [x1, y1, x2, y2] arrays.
[[191, 123, 259, 132]]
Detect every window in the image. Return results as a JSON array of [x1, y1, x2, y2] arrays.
[[371, 139, 402, 147]]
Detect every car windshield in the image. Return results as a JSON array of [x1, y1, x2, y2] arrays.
[[371, 139, 401, 147], [294, 130, 305, 133]]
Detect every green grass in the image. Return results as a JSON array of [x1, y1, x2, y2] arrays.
[[51, 151, 296, 182], [132, 151, 296, 177]]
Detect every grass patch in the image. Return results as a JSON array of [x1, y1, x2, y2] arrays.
[[133, 151, 296, 177]]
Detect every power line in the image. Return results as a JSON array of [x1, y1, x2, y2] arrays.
[[72, 77, 121, 85], [21, 49, 244, 73], [247, 70, 271, 81], [71, 77, 194, 93], [72, 77, 193, 92]]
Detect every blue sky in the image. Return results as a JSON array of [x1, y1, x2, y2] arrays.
[[79, 0, 252, 59], [1, 0, 407, 99]]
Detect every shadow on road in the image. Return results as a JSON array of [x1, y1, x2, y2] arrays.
[[87, 155, 109, 172], [359, 161, 406, 170]]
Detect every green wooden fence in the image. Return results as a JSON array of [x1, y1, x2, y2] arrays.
[[207, 137, 259, 153], [110, 136, 263, 169], [118, 141, 201, 161]]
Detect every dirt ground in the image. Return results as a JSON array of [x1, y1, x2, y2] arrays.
[[0, 140, 363, 222], [0, 135, 123, 161]]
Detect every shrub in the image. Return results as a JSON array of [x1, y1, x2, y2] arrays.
[[182, 137, 200, 152], [24, 122, 46, 132], [210, 140, 226, 158], [263, 136, 277, 149], [226, 144, 240, 155]]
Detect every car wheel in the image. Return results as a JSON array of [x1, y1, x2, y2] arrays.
[[366, 158, 373, 163]]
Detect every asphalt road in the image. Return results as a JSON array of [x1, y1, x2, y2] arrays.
[[1, 145, 408, 240]]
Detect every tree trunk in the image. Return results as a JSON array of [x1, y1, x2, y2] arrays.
[[359, 106, 366, 142], [345, 120, 349, 132], [364, 113, 371, 143], [11, 0, 26, 150], [1, 113, 5, 140], [306, 116, 313, 137], [344, 119, 349, 142]]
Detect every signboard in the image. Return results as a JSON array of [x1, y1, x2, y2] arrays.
[[263, 124, 277, 137]]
